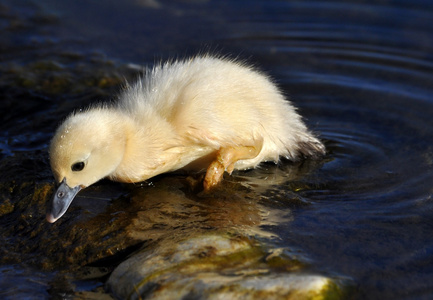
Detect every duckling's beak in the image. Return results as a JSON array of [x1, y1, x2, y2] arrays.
[[46, 178, 81, 223]]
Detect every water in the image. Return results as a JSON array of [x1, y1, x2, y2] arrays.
[[1, 0, 433, 299]]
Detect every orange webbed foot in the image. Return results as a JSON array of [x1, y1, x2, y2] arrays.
[[203, 138, 263, 191]]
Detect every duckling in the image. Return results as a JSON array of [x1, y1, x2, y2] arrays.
[[47, 56, 325, 223]]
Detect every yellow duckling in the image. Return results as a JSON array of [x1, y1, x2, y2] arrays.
[[47, 56, 325, 223]]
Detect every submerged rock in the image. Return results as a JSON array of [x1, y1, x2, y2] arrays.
[[107, 233, 347, 300]]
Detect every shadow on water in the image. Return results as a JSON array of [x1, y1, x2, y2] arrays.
[[1, 0, 433, 299]]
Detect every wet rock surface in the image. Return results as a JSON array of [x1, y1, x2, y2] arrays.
[[107, 233, 347, 300]]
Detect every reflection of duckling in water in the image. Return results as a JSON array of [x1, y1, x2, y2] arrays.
[[47, 56, 325, 223]]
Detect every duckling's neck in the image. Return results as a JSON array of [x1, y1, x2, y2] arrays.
[[109, 109, 182, 183]]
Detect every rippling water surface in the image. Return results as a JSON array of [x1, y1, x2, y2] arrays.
[[1, 0, 433, 299]]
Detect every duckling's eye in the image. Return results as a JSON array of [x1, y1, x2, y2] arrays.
[[71, 162, 85, 172]]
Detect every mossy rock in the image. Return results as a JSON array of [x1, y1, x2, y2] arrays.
[[107, 233, 350, 300]]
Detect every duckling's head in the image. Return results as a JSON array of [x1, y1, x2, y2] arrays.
[[47, 109, 127, 223]]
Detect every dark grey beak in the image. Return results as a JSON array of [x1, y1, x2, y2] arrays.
[[46, 178, 81, 223]]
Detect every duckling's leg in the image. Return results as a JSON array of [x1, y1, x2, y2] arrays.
[[203, 138, 263, 190]]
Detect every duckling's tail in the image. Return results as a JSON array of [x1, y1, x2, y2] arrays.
[[296, 133, 326, 159]]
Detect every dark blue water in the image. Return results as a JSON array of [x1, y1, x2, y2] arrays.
[[1, 0, 433, 299]]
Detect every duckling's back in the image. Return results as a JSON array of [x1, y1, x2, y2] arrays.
[[118, 56, 324, 168]]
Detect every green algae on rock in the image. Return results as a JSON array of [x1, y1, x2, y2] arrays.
[[0, 199, 14, 216]]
